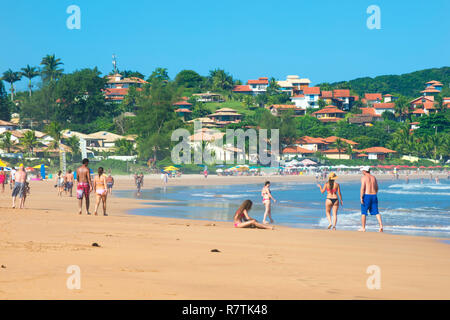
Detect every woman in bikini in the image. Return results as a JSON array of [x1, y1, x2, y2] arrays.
[[261, 181, 276, 224], [93, 167, 108, 216], [316, 172, 343, 230], [233, 200, 274, 230]]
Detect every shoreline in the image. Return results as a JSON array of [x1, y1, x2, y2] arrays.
[[0, 173, 449, 299]]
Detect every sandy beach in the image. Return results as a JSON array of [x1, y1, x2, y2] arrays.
[[0, 174, 449, 299]]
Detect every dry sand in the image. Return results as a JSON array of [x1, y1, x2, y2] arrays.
[[0, 174, 449, 299]]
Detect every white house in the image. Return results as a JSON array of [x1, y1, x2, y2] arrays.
[[247, 77, 269, 95], [0, 120, 17, 134], [372, 103, 395, 116]]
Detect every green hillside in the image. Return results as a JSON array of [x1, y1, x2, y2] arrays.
[[318, 66, 450, 98]]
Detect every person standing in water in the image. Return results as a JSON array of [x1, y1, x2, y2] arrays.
[[359, 166, 383, 232], [233, 200, 274, 229], [261, 181, 276, 224], [76, 158, 93, 215], [93, 167, 108, 216], [316, 172, 343, 230]]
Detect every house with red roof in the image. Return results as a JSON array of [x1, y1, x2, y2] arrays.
[[312, 106, 347, 123], [320, 90, 333, 104], [232, 85, 253, 95], [281, 146, 314, 160], [332, 89, 354, 110], [293, 136, 328, 152], [425, 80, 443, 91], [103, 73, 147, 103], [372, 102, 395, 116], [290, 86, 321, 109], [361, 147, 396, 161], [443, 97, 450, 107], [364, 93, 383, 105], [173, 101, 193, 109]]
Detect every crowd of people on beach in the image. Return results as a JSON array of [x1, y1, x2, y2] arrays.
[[2, 158, 447, 235], [234, 166, 384, 232]]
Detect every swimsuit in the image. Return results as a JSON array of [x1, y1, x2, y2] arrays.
[[12, 182, 25, 198], [76, 182, 90, 199], [107, 182, 113, 188], [262, 188, 270, 203], [361, 194, 379, 215], [0, 174, 5, 184], [327, 198, 339, 205], [96, 188, 106, 196]]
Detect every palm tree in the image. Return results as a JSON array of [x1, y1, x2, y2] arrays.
[[2, 69, 22, 101], [209, 69, 233, 91], [332, 138, 345, 159], [345, 143, 356, 160], [114, 138, 134, 155], [40, 54, 64, 82], [20, 65, 40, 97], [0, 131, 14, 153], [45, 121, 62, 150], [65, 135, 80, 160], [21, 130, 39, 155]]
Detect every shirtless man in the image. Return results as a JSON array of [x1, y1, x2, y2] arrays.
[[359, 166, 383, 232], [12, 165, 27, 209], [76, 159, 93, 215], [106, 174, 114, 195], [65, 169, 74, 197]]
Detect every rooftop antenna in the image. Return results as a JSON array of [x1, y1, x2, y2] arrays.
[[112, 54, 118, 74]]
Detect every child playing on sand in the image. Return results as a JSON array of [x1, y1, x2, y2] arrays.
[[233, 200, 274, 229]]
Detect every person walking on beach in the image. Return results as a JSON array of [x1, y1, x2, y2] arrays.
[[12, 165, 27, 209], [262, 181, 276, 224], [65, 169, 74, 197], [359, 166, 383, 232], [316, 172, 343, 230], [76, 158, 93, 215], [0, 167, 6, 193], [106, 174, 114, 195], [56, 171, 64, 197], [234, 200, 274, 229], [93, 167, 108, 216], [10, 167, 16, 190]]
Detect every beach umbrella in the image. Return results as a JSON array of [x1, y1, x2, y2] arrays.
[[25, 167, 34, 172], [0, 159, 8, 167], [216, 169, 223, 173], [164, 166, 179, 171], [33, 164, 48, 169]]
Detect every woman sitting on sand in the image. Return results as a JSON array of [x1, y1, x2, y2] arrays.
[[261, 181, 276, 224], [316, 172, 343, 230], [93, 167, 108, 216], [233, 200, 273, 229]]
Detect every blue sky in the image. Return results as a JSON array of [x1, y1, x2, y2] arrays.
[[1, 0, 449, 91]]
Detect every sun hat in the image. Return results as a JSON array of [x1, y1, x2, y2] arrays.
[[360, 166, 370, 172], [328, 172, 338, 180]]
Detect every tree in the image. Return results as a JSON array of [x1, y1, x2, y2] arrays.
[[53, 68, 112, 124], [40, 54, 64, 83], [0, 131, 14, 153], [332, 138, 345, 159], [65, 135, 80, 157], [0, 81, 12, 120], [120, 70, 145, 79], [2, 69, 21, 101], [20, 65, 40, 97], [266, 77, 280, 96], [134, 81, 183, 161], [175, 70, 203, 88], [147, 68, 169, 83], [114, 138, 135, 155], [209, 69, 233, 91], [21, 130, 39, 155], [45, 121, 63, 150]]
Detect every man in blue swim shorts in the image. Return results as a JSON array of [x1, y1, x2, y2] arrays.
[[359, 166, 383, 232]]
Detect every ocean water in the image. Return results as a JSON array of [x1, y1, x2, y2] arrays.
[[116, 179, 450, 238]]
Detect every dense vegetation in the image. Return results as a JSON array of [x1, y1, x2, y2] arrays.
[[318, 67, 450, 97], [1, 55, 449, 171]]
